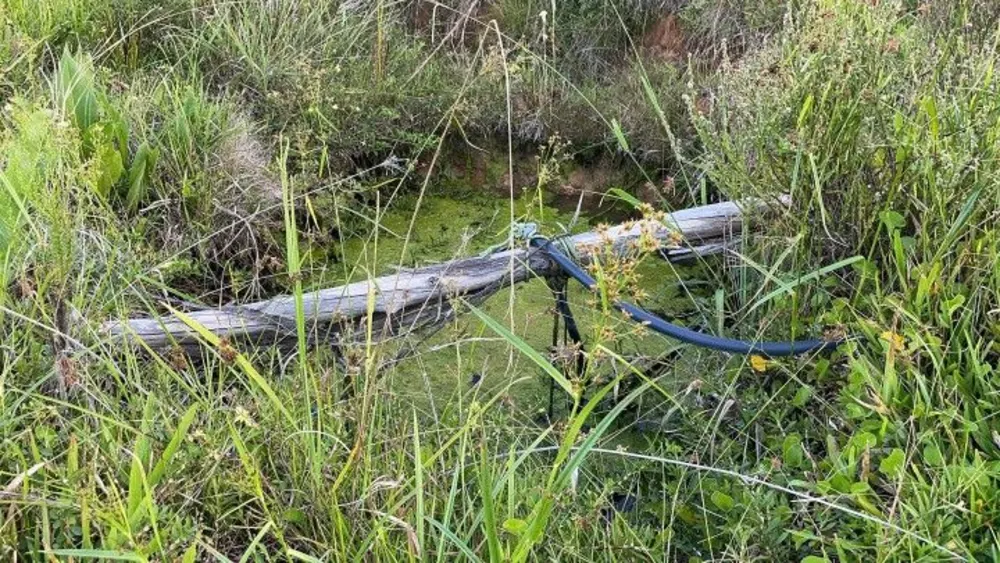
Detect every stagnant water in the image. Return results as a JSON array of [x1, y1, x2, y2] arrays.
[[325, 187, 720, 420]]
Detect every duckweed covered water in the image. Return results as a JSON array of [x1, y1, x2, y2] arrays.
[[330, 188, 719, 418]]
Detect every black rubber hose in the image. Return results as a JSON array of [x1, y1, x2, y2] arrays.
[[531, 236, 842, 357]]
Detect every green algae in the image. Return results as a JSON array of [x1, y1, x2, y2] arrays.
[[326, 186, 718, 416]]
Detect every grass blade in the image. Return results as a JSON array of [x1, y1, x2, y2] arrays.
[[744, 255, 864, 318], [165, 305, 295, 426], [49, 550, 146, 562], [148, 403, 198, 488], [465, 301, 576, 399]]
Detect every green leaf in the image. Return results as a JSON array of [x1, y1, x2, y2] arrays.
[[412, 411, 425, 559], [606, 187, 642, 210], [789, 529, 821, 549], [792, 385, 813, 407], [239, 521, 274, 563], [503, 518, 528, 536], [710, 491, 735, 512], [102, 103, 130, 156], [797, 93, 814, 130], [932, 185, 983, 264], [125, 142, 159, 211], [847, 431, 876, 455], [745, 255, 863, 317], [783, 433, 804, 468], [923, 95, 939, 140], [181, 540, 199, 563], [942, 294, 966, 321], [284, 509, 307, 525], [286, 549, 322, 563], [879, 448, 906, 478], [165, 305, 296, 426], [880, 210, 905, 230], [478, 440, 503, 562], [512, 370, 652, 562], [428, 517, 484, 563], [125, 395, 157, 523], [610, 118, 630, 153], [55, 48, 100, 133], [827, 473, 853, 494], [801, 556, 829, 563], [849, 481, 871, 494], [94, 143, 125, 200], [0, 168, 39, 256], [923, 443, 944, 467]]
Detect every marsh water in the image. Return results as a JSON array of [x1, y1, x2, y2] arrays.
[[326, 185, 718, 419]]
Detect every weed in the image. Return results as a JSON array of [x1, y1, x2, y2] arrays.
[[2, 0, 999, 561]]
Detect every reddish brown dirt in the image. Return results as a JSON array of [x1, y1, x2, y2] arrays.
[[642, 13, 688, 63]]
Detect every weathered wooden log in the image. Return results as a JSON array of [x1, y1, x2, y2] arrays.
[[104, 198, 783, 352]]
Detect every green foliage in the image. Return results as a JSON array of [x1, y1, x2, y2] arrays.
[[0, 0, 108, 44], [93, 143, 125, 200], [54, 48, 99, 132], [487, 0, 659, 75], [692, 0, 1000, 557], [3, 0, 1000, 561], [50, 50, 156, 212], [680, 0, 789, 55], [0, 105, 53, 253], [124, 141, 158, 211]]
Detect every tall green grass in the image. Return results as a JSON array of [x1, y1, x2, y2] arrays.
[[687, 0, 1000, 558], [2, 0, 1000, 561]]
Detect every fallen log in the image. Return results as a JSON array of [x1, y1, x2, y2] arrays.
[[104, 198, 784, 352]]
